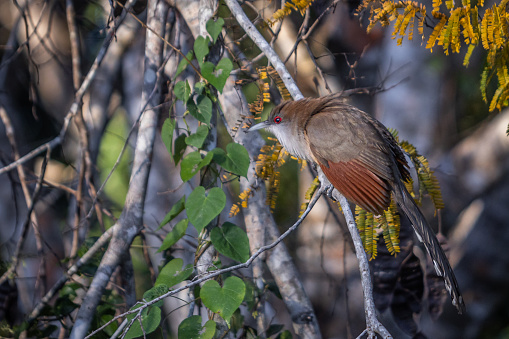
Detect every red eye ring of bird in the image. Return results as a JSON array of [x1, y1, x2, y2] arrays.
[[274, 116, 282, 124]]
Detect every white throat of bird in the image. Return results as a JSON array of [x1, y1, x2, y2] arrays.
[[248, 119, 314, 162]]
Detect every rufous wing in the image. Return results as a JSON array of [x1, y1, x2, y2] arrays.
[[304, 109, 396, 214], [319, 159, 391, 214]]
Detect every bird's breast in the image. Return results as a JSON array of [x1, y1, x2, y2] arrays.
[[271, 125, 314, 162]]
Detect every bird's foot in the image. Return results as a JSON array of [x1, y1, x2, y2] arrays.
[[323, 184, 335, 200]]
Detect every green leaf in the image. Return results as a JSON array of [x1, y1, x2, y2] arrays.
[[157, 219, 188, 253], [175, 50, 194, 79], [185, 124, 209, 148], [158, 196, 186, 230], [188, 95, 213, 124], [195, 81, 206, 95], [277, 330, 293, 339], [201, 276, 245, 326], [206, 18, 225, 44], [173, 134, 187, 165], [54, 297, 79, 316], [174, 80, 192, 102], [142, 285, 168, 308], [266, 324, 285, 337], [174, 80, 192, 103], [161, 118, 176, 157], [124, 306, 161, 339], [212, 143, 250, 177], [178, 316, 216, 339], [155, 258, 193, 287], [211, 222, 250, 263], [59, 283, 79, 298], [180, 151, 213, 182], [196, 95, 213, 122], [194, 36, 210, 65], [186, 186, 226, 232], [201, 58, 233, 93]]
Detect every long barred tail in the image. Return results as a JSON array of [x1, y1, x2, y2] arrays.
[[393, 182, 466, 314]]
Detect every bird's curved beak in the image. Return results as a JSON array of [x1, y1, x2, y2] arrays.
[[247, 120, 269, 132]]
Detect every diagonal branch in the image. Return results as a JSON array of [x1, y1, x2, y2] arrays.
[[86, 185, 325, 338], [0, 2, 134, 177], [224, 0, 391, 337]]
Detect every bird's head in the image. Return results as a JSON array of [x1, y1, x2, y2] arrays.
[[247, 101, 293, 134]]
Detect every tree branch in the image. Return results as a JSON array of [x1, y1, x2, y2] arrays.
[[86, 185, 325, 338], [224, 0, 391, 337], [0, 1, 135, 177], [69, 0, 169, 337]]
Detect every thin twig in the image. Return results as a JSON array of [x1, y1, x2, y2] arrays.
[[69, 1, 169, 336], [66, 0, 81, 89], [114, 0, 203, 80], [12, 0, 67, 72], [84, 40, 173, 222], [0, 4, 133, 177], [66, 0, 87, 259], [27, 225, 116, 324], [0, 107, 48, 291], [0, 147, 51, 286], [86, 187, 325, 338], [224, 0, 303, 100]]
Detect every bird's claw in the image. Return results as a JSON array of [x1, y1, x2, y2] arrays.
[[324, 184, 335, 199]]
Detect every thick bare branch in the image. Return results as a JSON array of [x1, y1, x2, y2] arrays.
[[69, 0, 170, 337]]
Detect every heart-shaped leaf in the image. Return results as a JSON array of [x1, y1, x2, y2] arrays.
[[194, 36, 210, 66], [186, 186, 225, 232], [124, 306, 161, 339], [201, 276, 245, 325], [178, 316, 216, 339], [211, 222, 250, 262], [185, 124, 209, 148], [187, 95, 212, 124], [173, 134, 187, 165], [175, 50, 194, 79], [201, 59, 233, 93], [174, 80, 192, 102], [180, 151, 213, 182], [161, 118, 176, 157], [155, 258, 193, 287], [158, 196, 185, 230], [212, 143, 250, 177], [206, 18, 225, 44], [157, 218, 188, 252]]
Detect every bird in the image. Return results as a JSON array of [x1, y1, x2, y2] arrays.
[[248, 93, 465, 314]]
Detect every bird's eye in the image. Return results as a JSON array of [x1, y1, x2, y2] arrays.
[[274, 116, 282, 124]]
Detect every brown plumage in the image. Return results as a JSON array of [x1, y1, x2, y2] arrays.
[[249, 93, 465, 314]]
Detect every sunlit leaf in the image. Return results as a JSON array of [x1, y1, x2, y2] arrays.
[[186, 186, 225, 232]]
